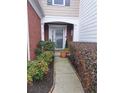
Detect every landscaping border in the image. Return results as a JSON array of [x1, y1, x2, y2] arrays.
[[48, 56, 55, 93]]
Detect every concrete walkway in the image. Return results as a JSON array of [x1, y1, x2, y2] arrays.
[[52, 52, 84, 93]]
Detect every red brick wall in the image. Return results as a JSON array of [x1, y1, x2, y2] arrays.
[[28, 2, 41, 60]]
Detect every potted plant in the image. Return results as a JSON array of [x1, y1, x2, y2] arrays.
[[60, 39, 70, 58], [60, 48, 70, 58], [60, 51, 67, 58]]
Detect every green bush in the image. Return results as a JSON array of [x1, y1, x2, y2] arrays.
[[27, 61, 38, 85], [43, 40, 55, 51], [27, 51, 54, 85], [36, 51, 54, 65], [28, 40, 55, 85], [35, 40, 55, 57], [35, 48, 42, 56], [37, 41, 45, 49], [32, 60, 48, 81], [27, 60, 48, 85]]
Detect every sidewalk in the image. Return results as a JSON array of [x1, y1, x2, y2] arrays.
[[52, 52, 84, 93]]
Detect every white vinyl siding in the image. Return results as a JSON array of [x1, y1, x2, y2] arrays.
[[79, 0, 97, 42], [38, 0, 80, 17]]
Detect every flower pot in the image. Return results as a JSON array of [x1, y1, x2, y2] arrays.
[[66, 51, 70, 57], [60, 51, 67, 58]]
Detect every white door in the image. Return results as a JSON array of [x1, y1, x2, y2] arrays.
[[49, 25, 67, 49]]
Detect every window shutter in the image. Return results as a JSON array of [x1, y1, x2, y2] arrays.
[[65, 0, 70, 6], [47, 0, 52, 5]]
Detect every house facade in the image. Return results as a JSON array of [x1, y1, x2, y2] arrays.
[[38, 0, 80, 49], [27, 0, 97, 60]]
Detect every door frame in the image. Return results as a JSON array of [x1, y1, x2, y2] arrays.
[[48, 25, 67, 49]]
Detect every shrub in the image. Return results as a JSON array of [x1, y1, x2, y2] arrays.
[[43, 40, 55, 51], [27, 74, 33, 85], [27, 60, 48, 85], [68, 54, 75, 62], [35, 40, 55, 56], [35, 48, 42, 56], [27, 61, 38, 85], [69, 42, 97, 93], [36, 51, 54, 65], [32, 60, 48, 81], [27, 40, 55, 85]]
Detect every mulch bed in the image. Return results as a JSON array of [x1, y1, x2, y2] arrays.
[[27, 62, 54, 93]]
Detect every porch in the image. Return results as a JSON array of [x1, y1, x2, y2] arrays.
[[43, 22, 74, 50]]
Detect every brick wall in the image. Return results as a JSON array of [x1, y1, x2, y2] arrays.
[[28, 2, 41, 60]]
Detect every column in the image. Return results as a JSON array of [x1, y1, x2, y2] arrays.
[[73, 24, 79, 41], [41, 23, 44, 41]]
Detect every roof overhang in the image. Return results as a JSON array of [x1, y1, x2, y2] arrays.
[[28, 0, 44, 18]]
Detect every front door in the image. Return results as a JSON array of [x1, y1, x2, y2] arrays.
[[54, 27, 64, 49], [49, 25, 66, 50]]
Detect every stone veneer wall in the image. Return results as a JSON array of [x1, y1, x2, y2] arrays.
[[69, 42, 97, 93]]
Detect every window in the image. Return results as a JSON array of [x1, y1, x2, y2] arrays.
[[54, 0, 64, 5], [47, 0, 70, 6], [53, 0, 65, 6]]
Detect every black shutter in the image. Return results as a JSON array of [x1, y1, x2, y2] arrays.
[[65, 0, 70, 6], [47, 0, 52, 5]]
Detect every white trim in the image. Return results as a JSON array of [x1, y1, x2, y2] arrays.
[[49, 25, 67, 28], [49, 25, 67, 49], [41, 23, 44, 41], [28, 0, 44, 18], [27, 30, 30, 61], [73, 24, 79, 41], [42, 16, 79, 42], [43, 16, 79, 25]]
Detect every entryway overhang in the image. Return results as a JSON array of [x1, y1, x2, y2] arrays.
[[44, 22, 73, 50], [41, 16, 79, 42]]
